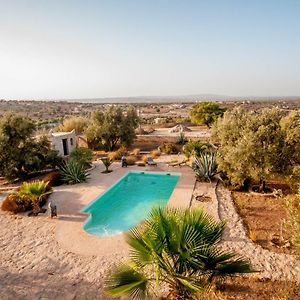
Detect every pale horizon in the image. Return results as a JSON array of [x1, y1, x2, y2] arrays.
[[1, 0, 300, 100]]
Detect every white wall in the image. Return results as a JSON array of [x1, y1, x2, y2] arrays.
[[51, 130, 76, 157]]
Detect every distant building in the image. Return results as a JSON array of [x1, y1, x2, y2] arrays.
[[50, 129, 76, 156]]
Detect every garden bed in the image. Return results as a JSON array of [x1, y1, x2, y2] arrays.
[[207, 277, 300, 300], [232, 182, 296, 254]]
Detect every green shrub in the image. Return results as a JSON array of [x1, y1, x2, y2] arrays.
[[69, 147, 93, 168], [176, 132, 188, 145], [159, 142, 178, 154], [193, 152, 218, 182], [183, 140, 212, 158], [59, 160, 89, 184]]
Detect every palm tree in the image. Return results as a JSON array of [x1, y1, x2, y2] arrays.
[[105, 207, 253, 299], [100, 157, 113, 173], [15, 180, 53, 213]]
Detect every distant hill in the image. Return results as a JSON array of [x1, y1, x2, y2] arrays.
[[47, 94, 300, 104], [3, 94, 300, 104]]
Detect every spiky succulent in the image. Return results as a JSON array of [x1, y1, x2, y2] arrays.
[[193, 152, 218, 182], [59, 160, 89, 184]]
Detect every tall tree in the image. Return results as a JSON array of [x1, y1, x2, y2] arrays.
[[191, 102, 225, 128], [85, 106, 139, 150], [213, 108, 285, 191]]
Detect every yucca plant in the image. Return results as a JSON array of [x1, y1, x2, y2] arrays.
[[59, 160, 89, 184], [193, 152, 218, 182], [100, 157, 113, 173], [14, 180, 53, 213], [105, 207, 253, 299]]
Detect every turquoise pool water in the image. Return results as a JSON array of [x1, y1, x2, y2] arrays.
[[81, 171, 180, 236]]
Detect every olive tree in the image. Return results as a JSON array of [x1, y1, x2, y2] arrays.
[[280, 110, 300, 165], [85, 106, 139, 150], [0, 113, 61, 180], [213, 108, 285, 191], [191, 102, 225, 128], [57, 116, 88, 134]]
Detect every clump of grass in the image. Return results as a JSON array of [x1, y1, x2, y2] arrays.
[[131, 148, 140, 156], [126, 156, 137, 166], [150, 149, 161, 158], [249, 228, 257, 242], [283, 190, 300, 256], [108, 146, 127, 161], [2, 180, 52, 214]]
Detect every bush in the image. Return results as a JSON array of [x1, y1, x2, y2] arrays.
[[2, 181, 52, 214], [43, 171, 63, 187], [176, 132, 188, 145], [131, 148, 140, 156], [1, 193, 30, 213], [0, 114, 61, 181], [69, 147, 93, 168], [59, 160, 89, 184], [150, 150, 161, 158], [108, 146, 128, 161], [193, 152, 218, 182], [183, 140, 212, 158], [159, 143, 178, 154], [126, 156, 137, 165]]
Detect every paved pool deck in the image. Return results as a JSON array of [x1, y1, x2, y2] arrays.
[[52, 160, 196, 257]]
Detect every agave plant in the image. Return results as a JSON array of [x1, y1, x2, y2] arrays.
[[193, 152, 218, 182], [14, 180, 53, 212], [59, 160, 89, 184], [105, 207, 253, 299]]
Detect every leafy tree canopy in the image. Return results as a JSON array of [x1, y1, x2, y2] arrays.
[[212, 107, 299, 191], [57, 116, 88, 134], [0, 113, 61, 180], [191, 102, 225, 128], [85, 106, 139, 150]]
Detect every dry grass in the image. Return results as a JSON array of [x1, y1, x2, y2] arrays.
[[150, 149, 161, 158], [131, 148, 140, 156], [203, 277, 300, 300], [232, 184, 296, 254], [126, 156, 137, 165]]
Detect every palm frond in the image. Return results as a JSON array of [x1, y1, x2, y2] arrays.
[[105, 264, 149, 299]]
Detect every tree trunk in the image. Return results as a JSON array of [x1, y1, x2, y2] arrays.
[[258, 179, 266, 193]]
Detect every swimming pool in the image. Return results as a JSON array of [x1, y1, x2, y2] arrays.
[[81, 171, 180, 236]]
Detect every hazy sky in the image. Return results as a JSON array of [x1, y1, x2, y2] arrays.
[[0, 0, 300, 99]]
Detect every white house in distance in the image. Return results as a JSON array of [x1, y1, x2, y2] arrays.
[[50, 129, 76, 157]]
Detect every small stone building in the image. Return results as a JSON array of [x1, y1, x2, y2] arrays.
[[50, 129, 76, 157]]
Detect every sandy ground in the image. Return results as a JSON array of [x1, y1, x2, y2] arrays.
[[139, 126, 211, 138], [1, 159, 299, 299], [0, 158, 195, 299]]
